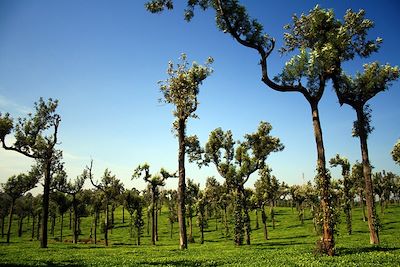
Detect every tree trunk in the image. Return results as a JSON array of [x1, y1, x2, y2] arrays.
[[223, 206, 229, 238], [188, 215, 195, 243], [60, 213, 63, 242], [94, 211, 97, 244], [69, 209, 72, 230], [356, 107, 380, 244], [233, 189, 244, 246], [37, 214, 41, 241], [311, 103, 335, 256], [6, 199, 15, 243], [51, 214, 55, 236], [270, 202, 275, 229], [255, 209, 259, 230], [155, 201, 159, 241], [18, 216, 23, 237], [104, 201, 109, 246], [40, 161, 51, 248], [151, 191, 156, 245], [73, 195, 78, 244], [177, 118, 187, 250], [122, 206, 125, 224], [146, 208, 150, 235], [200, 220, 204, 244], [261, 206, 268, 240], [31, 215, 35, 240]]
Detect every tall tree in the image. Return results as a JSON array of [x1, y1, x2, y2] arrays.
[[392, 140, 400, 165], [200, 121, 283, 245], [157, 53, 213, 249], [132, 163, 175, 245], [0, 191, 12, 239], [147, 1, 382, 256], [53, 170, 86, 244], [2, 170, 39, 243], [87, 161, 123, 246], [334, 63, 399, 244], [330, 154, 353, 235], [0, 98, 62, 248]]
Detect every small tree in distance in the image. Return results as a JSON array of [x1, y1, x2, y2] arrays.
[[392, 139, 400, 165], [158, 53, 213, 250]]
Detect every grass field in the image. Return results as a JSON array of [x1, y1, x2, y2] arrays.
[[0, 204, 399, 266]]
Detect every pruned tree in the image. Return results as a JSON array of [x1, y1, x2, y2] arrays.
[[132, 163, 175, 245], [392, 140, 400, 165], [2, 169, 39, 243], [0, 98, 62, 248], [86, 161, 123, 246], [146, 1, 383, 256], [334, 63, 399, 244], [330, 154, 353, 235], [157, 53, 213, 249], [200, 121, 283, 245], [53, 169, 86, 243]]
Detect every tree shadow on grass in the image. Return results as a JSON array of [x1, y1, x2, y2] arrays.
[[337, 245, 400, 256], [136, 259, 220, 266]]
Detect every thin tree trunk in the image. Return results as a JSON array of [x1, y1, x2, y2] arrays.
[[73, 196, 78, 244], [122, 206, 125, 224], [37, 214, 41, 241], [223, 206, 229, 237], [188, 215, 194, 243], [200, 220, 204, 244], [261, 206, 268, 240], [255, 209, 259, 230], [177, 118, 187, 250], [69, 209, 72, 230], [41, 161, 51, 248], [311, 104, 334, 256], [51, 214, 55, 236], [18, 216, 23, 237], [155, 201, 158, 241], [104, 201, 109, 246], [6, 199, 15, 243], [151, 191, 156, 245], [94, 211, 97, 244], [31, 215, 35, 240], [356, 107, 380, 244], [60, 213, 63, 242]]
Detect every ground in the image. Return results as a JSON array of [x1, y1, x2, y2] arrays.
[[0, 205, 399, 266]]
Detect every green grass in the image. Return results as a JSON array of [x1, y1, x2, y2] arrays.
[[1, 205, 399, 266]]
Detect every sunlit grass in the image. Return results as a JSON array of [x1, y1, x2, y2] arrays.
[[1, 205, 399, 266]]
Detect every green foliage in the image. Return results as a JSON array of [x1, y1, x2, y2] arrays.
[[392, 139, 400, 165], [158, 53, 213, 124], [2, 171, 40, 201]]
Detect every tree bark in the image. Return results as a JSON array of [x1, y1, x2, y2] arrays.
[[103, 201, 109, 246], [41, 160, 51, 248], [60, 213, 63, 242], [177, 118, 187, 249], [6, 199, 15, 243], [356, 107, 380, 244], [18, 216, 23, 237], [311, 103, 335, 256], [261, 206, 268, 240], [73, 195, 78, 244]]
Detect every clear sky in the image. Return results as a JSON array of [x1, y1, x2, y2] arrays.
[[1, 0, 399, 193]]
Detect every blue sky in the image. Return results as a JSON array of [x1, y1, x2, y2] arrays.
[[0, 0, 399, 193]]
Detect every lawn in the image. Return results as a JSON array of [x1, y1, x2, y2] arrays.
[[1, 205, 399, 266]]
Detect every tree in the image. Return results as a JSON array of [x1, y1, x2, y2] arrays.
[[53, 169, 86, 244], [124, 189, 144, 245], [196, 190, 208, 244], [0, 192, 12, 239], [147, 1, 382, 256], [164, 189, 178, 239], [2, 170, 39, 243], [330, 154, 353, 235], [351, 161, 366, 221], [201, 121, 283, 245], [0, 98, 62, 248], [157, 53, 213, 249], [186, 179, 200, 243], [204, 177, 222, 232], [392, 140, 400, 165], [89, 189, 103, 244], [87, 161, 123, 246], [51, 191, 71, 242], [14, 193, 33, 237], [132, 163, 175, 245], [334, 63, 399, 244]]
